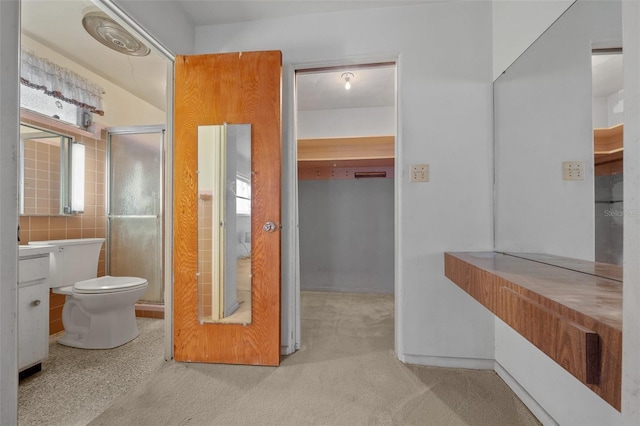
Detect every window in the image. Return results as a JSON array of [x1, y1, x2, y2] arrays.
[[20, 49, 103, 129], [236, 177, 251, 215], [20, 84, 82, 126]]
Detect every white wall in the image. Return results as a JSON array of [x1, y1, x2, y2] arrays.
[[299, 179, 394, 294], [195, 1, 496, 365], [494, 1, 626, 423], [297, 106, 394, 139], [594, 91, 625, 128], [593, 96, 609, 128], [493, 0, 574, 80], [607, 90, 624, 126], [22, 35, 165, 127], [0, 2, 19, 423]]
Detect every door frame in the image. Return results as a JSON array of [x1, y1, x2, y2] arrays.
[[1, 1, 175, 421], [283, 54, 400, 355], [96, 1, 176, 362], [0, 1, 20, 423]]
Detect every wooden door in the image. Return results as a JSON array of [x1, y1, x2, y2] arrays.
[[174, 51, 282, 366]]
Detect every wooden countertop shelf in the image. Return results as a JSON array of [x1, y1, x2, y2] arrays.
[[444, 251, 622, 410], [594, 123, 623, 155], [594, 124, 623, 176]]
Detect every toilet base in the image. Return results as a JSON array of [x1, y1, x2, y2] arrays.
[[58, 325, 140, 350], [59, 296, 141, 349]]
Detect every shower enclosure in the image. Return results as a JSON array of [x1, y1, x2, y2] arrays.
[[107, 126, 164, 303]]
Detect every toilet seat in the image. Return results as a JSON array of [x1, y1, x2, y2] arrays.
[[74, 276, 148, 294]]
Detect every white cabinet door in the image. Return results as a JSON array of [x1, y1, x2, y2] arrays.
[[18, 281, 49, 371]]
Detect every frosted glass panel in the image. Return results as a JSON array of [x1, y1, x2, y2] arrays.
[[109, 216, 162, 302], [108, 129, 163, 303], [110, 133, 161, 216]]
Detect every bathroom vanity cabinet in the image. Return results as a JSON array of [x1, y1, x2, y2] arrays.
[[18, 246, 54, 378]]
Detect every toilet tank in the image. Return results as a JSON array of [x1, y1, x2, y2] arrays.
[[28, 238, 105, 289]]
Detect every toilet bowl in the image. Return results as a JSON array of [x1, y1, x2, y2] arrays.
[[28, 238, 148, 349]]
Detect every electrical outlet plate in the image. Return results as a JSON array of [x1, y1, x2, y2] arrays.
[[410, 164, 429, 182], [562, 161, 585, 181]]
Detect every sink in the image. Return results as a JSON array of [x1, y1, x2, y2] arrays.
[[19, 245, 56, 259]]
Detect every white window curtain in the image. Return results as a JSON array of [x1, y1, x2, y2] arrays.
[[20, 49, 105, 116]]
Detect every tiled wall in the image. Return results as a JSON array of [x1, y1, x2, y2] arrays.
[[19, 117, 107, 335], [22, 138, 61, 215], [20, 115, 162, 333]]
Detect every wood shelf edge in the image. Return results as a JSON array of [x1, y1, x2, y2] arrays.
[[443, 252, 621, 411]]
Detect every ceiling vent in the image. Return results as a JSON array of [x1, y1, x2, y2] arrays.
[[82, 11, 150, 57]]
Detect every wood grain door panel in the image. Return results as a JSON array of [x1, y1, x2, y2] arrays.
[[174, 51, 282, 366]]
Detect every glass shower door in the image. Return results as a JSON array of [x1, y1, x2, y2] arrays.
[[107, 127, 164, 303]]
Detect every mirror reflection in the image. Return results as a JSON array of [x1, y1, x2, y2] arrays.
[[19, 124, 71, 215], [197, 124, 252, 324], [593, 52, 623, 265], [493, 0, 623, 272]]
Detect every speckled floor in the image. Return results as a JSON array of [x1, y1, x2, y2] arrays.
[[18, 318, 164, 426]]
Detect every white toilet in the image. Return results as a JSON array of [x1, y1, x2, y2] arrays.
[[28, 238, 148, 349]]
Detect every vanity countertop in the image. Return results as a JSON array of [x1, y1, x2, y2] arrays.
[[445, 251, 622, 410], [19, 244, 56, 259], [499, 252, 622, 283], [448, 251, 622, 330]]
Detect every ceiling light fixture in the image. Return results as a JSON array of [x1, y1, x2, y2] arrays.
[[341, 72, 354, 90]]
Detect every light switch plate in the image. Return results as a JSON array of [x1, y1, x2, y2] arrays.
[[410, 164, 429, 182], [562, 161, 585, 181]]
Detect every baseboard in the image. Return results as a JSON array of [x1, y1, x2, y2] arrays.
[[495, 362, 557, 426], [135, 303, 165, 319], [281, 345, 296, 356], [301, 286, 394, 295], [399, 353, 495, 370], [19, 363, 42, 381], [135, 303, 164, 312]]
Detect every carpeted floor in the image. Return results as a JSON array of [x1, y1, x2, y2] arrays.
[[87, 291, 540, 426]]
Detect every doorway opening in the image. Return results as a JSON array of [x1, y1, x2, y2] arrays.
[[17, 1, 173, 424], [294, 62, 397, 348]]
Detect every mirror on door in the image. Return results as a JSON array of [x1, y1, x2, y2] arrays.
[[197, 124, 252, 324]]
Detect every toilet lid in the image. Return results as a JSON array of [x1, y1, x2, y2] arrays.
[[74, 276, 148, 294]]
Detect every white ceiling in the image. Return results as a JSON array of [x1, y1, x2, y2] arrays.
[[592, 54, 624, 98], [297, 65, 396, 111], [176, 0, 433, 26], [21, 0, 412, 114], [21, 0, 168, 111], [20, 0, 623, 116]]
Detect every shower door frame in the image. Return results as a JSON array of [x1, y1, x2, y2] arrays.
[[106, 125, 165, 304]]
